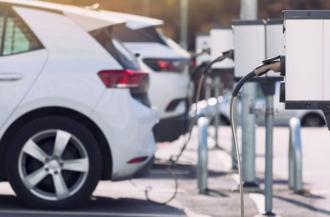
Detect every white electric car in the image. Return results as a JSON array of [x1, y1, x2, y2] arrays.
[[0, 0, 158, 209], [99, 11, 192, 142]]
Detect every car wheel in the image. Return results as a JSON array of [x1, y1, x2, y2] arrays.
[[301, 114, 325, 127], [6, 116, 102, 209]]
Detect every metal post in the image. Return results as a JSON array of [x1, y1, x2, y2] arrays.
[[289, 117, 303, 193], [180, 0, 188, 49], [241, 84, 258, 187], [240, 0, 258, 20], [231, 98, 238, 171], [240, 0, 259, 187], [256, 80, 281, 217], [213, 76, 222, 148], [197, 117, 209, 194], [143, 0, 150, 16], [264, 95, 274, 215]]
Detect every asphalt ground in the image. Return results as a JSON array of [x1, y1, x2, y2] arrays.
[[0, 126, 328, 217]]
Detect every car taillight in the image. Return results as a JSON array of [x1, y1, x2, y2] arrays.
[[98, 69, 149, 89], [143, 58, 188, 73]]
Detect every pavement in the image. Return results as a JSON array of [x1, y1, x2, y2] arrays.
[[0, 126, 329, 217]]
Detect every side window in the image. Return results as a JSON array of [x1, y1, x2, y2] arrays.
[[0, 8, 5, 53], [0, 8, 43, 56]]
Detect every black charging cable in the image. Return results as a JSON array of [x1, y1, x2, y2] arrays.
[[130, 50, 235, 206]]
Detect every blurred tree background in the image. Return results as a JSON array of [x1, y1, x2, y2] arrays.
[[45, 0, 330, 50]]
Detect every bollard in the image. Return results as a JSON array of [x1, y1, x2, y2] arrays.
[[197, 117, 209, 194], [213, 76, 222, 149], [241, 83, 258, 187], [288, 117, 303, 193], [264, 95, 274, 215]]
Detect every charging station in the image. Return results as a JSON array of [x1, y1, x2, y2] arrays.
[[233, 20, 265, 79], [232, 20, 265, 189], [195, 33, 211, 66], [210, 27, 234, 69], [232, 19, 284, 217], [209, 27, 234, 148], [282, 10, 330, 129]]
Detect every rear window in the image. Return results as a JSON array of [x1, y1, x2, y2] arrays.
[[113, 25, 168, 45], [90, 26, 140, 70]]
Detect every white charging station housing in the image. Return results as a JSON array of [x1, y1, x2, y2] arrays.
[[210, 27, 234, 69], [266, 19, 284, 76], [283, 11, 330, 110], [233, 20, 266, 79], [195, 33, 211, 66], [233, 19, 284, 80]]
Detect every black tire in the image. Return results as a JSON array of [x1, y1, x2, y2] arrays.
[[301, 113, 325, 127], [5, 116, 102, 209]]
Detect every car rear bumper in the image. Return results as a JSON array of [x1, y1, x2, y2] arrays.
[[132, 156, 155, 178], [153, 113, 190, 142], [91, 90, 159, 181]]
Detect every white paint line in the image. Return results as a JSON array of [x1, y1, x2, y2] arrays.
[[249, 193, 265, 214], [216, 149, 264, 215], [0, 210, 185, 217]]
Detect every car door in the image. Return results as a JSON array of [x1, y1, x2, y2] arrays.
[[0, 6, 47, 128]]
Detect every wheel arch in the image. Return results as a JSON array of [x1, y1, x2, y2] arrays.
[[0, 106, 112, 181], [301, 112, 326, 127]]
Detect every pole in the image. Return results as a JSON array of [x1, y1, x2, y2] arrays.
[[256, 80, 281, 217], [143, 0, 150, 16], [240, 0, 259, 188], [264, 95, 274, 215], [180, 0, 188, 49], [197, 117, 209, 194], [213, 76, 221, 148]]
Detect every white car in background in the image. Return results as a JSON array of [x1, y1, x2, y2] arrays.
[[0, 0, 158, 209], [196, 83, 325, 127], [100, 11, 192, 142]]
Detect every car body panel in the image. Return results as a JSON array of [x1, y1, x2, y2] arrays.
[[0, 3, 158, 181]]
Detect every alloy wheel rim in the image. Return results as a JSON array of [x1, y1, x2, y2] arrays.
[[18, 129, 89, 201]]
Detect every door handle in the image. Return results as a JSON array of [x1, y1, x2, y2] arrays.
[[0, 72, 23, 81]]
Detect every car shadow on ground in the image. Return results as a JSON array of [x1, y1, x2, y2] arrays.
[[0, 195, 186, 217], [149, 162, 228, 180]]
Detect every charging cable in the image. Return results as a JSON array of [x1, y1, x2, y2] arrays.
[[230, 58, 281, 217], [130, 50, 235, 205]]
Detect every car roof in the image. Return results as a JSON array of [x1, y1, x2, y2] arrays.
[[0, 0, 125, 31], [99, 10, 164, 30]]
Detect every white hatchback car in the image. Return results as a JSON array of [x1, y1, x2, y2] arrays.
[[0, 0, 158, 209], [100, 11, 192, 142]]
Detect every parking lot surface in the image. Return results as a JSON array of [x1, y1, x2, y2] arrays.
[[0, 127, 329, 217]]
